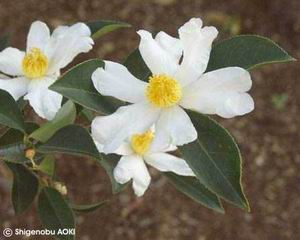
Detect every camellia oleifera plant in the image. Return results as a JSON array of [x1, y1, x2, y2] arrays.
[[0, 18, 295, 239]]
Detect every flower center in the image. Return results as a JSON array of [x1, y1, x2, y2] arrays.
[[131, 130, 154, 156], [146, 74, 182, 108], [22, 48, 49, 79]]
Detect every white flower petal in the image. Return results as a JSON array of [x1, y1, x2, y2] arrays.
[[137, 30, 179, 75], [0, 73, 9, 79], [24, 77, 62, 120], [151, 105, 197, 151], [175, 18, 218, 86], [93, 137, 105, 153], [216, 93, 254, 118], [0, 47, 25, 76], [114, 143, 134, 156], [0, 77, 29, 100], [51, 26, 69, 38], [159, 144, 177, 153], [26, 21, 50, 52], [113, 155, 151, 197], [92, 61, 147, 103], [155, 31, 183, 63], [46, 23, 94, 74], [93, 137, 133, 156], [180, 67, 254, 118], [145, 152, 195, 176], [91, 102, 160, 154]]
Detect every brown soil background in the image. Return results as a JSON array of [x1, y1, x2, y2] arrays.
[[0, 0, 299, 239]]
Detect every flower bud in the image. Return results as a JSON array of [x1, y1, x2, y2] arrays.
[[25, 149, 36, 160], [53, 182, 68, 195]]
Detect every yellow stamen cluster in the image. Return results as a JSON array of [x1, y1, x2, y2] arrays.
[[131, 130, 154, 155], [146, 74, 182, 108], [22, 48, 48, 79]]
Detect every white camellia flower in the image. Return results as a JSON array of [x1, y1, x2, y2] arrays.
[[92, 128, 195, 196], [92, 17, 254, 154], [0, 21, 94, 120]]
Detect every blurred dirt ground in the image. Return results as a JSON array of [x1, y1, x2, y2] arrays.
[[0, 0, 299, 239]]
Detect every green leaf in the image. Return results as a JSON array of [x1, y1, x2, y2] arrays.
[[0, 34, 9, 51], [70, 200, 108, 214], [0, 122, 39, 163], [6, 162, 39, 214], [50, 59, 123, 114], [37, 125, 99, 158], [179, 111, 249, 210], [86, 20, 131, 40], [0, 128, 24, 148], [30, 100, 76, 143], [206, 35, 295, 72], [0, 122, 38, 146], [17, 98, 28, 111], [37, 124, 125, 194], [38, 187, 75, 240], [0, 144, 26, 163], [80, 108, 95, 122], [0, 89, 25, 132], [39, 155, 55, 176], [123, 49, 151, 81], [164, 173, 224, 213]]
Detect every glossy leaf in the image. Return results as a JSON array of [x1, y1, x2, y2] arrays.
[[0, 144, 26, 163], [164, 173, 224, 213], [206, 35, 295, 72], [86, 20, 131, 40], [38, 187, 75, 240], [123, 49, 151, 81], [6, 162, 39, 214], [179, 111, 249, 210], [0, 90, 25, 132], [30, 100, 76, 143], [38, 124, 125, 193], [37, 126, 123, 192], [0, 123, 39, 163], [70, 200, 108, 213], [37, 125, 99, 158], [0, 122, 38, 146], [80, 108, 95, 122], [17, 98, 28, 111], [50, 59, 122, 114], [0, 129, 22, 145], [39, 155, 55, 177], [0, 34, 9, 51]]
